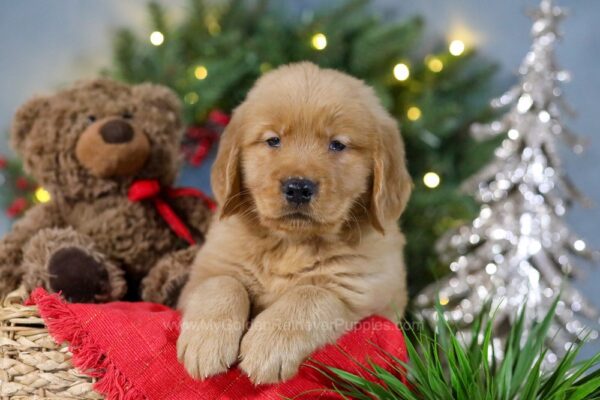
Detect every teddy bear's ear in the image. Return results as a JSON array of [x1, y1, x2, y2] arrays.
[[133, 83, 182, 116], [10, 96, 49, 155]]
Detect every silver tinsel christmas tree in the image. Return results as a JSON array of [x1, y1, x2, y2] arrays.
[[416, 0, 598, 365]]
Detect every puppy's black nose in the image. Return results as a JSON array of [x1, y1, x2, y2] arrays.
[[282, 178, 318, 205], [100, 119, 134, 144]]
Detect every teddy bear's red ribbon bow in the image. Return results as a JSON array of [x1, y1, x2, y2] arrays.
[[128, 180, 216, 245]]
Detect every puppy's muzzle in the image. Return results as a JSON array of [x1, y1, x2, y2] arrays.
[[281, 178, 318, 206]]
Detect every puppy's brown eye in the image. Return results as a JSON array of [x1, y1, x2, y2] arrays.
[[266, 137, 281, 148], [122, 112, 133, 119], [87, 115, 97, 123], [329, 140, 346, 152]]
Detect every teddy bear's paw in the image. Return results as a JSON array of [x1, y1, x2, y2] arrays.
[[140, 246, 198, 307], [177, 317, 243, 380], [48, 247, 116, 303], [23, 227, 127, 302]]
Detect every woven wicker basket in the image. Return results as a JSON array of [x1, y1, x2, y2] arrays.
[[0, 287, 101, 399]]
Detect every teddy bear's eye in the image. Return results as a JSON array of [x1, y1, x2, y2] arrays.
[[87, 115, 97, 123], [122, 112, 133, 120]]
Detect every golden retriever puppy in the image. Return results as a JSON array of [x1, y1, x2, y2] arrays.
[[177, 62, 412, 384]]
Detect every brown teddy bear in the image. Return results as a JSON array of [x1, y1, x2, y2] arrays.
[[0, 79, 213, 305]]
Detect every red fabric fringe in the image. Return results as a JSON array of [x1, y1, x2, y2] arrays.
[[28, 288, 147, 400]]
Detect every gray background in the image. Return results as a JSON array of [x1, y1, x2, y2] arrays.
[[0, 0, 598, 357]]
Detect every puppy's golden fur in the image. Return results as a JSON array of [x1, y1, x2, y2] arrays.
[[177, 62, 412, 384]]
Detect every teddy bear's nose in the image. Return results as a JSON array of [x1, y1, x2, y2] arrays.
[[100, 119, 134, 144]]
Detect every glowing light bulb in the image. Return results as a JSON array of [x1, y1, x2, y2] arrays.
[[449, 39, 465, 56], [35, 187, 51, 203], [423, 172, 441, 188], [393, 63, 410, 81], [485, 263, 497, 275], [573, 240, 586, 251], [426, 56, 444, 72], [539, 110, 551, 122], [149, 31, 165, 46], [184, 92, 199, 105], [407, 106, 422, 121], [517, 94, 534, 113], [204, 14, 221, 36], [194, 65, 208, 80], [311, 33, 327, 50]]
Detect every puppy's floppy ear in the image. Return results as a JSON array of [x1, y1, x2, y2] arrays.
[[211, 105, 244, 219], [369, 114, 412, 234], [10, 96, 49, 156]]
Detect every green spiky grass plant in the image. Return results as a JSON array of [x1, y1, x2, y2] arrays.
[[324, 299, 600, 399]]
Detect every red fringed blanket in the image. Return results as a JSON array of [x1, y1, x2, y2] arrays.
[[28, 288, 408, 400]]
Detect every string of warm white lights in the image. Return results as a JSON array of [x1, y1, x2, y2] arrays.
[[389, 38, 465, 190], [146, 28, 467, 191], [416, 0, 598, 369]]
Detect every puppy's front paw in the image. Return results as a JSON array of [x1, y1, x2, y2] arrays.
[[177, 317, 243, 380], [239, 317, 313, 384]]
